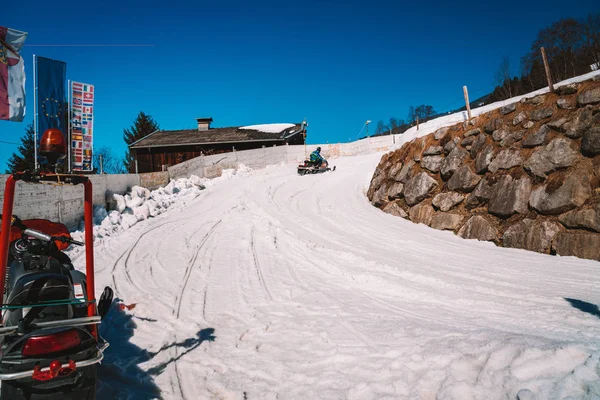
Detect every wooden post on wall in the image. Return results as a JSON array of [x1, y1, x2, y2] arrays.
[[540, 47, 554, 93], [416, 116, 419, 131], [463, 86, 472, 122]]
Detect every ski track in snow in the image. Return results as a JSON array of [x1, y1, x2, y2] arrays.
[[69, 154, 600, 400]]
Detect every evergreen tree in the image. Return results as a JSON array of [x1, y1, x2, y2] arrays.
[[123, 111, 160, 173], [6, 122, 35, 173]]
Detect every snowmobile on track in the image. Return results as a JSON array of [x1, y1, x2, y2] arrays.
[[297, 159, 336, 175], [0, 128, 113, 399]]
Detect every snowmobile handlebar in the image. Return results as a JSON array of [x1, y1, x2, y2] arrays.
[[23, 228, 84, 247], [1, 215, 83, 247]]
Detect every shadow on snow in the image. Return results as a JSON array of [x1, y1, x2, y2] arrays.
[[97, 298, 216, 399], [564, 297, 600, 319]]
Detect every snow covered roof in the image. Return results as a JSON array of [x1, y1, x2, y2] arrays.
[[239, 123, 296, 133], [130, 122, 304, 149]]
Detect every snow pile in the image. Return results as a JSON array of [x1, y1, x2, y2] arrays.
[[70, 176, 207, 243], [69, 165, 258, 247], [195, 164, 255, 189], [239, 123, 295, 133]]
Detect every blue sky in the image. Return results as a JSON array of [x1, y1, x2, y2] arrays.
[[1, 0, 599, 170]]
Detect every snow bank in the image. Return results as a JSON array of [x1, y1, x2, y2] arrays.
[[239, 123, 296, 133]]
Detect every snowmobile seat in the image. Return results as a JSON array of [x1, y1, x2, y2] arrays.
[[6, 273, 73, 306]]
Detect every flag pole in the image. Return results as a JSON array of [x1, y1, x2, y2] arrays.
[[67, 80, 71, 173], [33, 54, 38, 170]]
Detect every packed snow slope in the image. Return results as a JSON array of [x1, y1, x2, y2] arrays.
[[69, 154, 600, 400]]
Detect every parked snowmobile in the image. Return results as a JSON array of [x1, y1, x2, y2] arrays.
[[297, 159, 336, 175], [0, 128, 113, 399]]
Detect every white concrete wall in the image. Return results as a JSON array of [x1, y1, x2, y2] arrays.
[[168, 136, 400, 180], [0, 174, 142, 229]]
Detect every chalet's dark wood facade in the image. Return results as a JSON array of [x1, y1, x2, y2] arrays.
[[129, 119, 306, 173]]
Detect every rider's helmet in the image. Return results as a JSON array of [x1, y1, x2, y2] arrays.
[[316, 147, 321, 152]]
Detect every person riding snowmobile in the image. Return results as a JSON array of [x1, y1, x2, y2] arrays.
[[309, 147, 328, 168]]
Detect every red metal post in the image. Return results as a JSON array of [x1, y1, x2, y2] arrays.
[[0, 176, 16, 318], [83, 180, 97, 338]]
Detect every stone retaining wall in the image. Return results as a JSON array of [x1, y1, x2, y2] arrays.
[[368, 77, 600, 261]]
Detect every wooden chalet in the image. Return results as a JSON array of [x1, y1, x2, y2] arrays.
[[129, 118, 306, 173]]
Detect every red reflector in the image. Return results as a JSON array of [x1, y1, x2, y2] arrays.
[[22, 330, 81, 357]]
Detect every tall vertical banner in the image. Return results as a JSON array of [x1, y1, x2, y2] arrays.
[[35, 56, 66, 167], [70, 81, 94, 171], [0, 26, 28, 122]]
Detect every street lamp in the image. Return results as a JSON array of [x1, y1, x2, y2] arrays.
[[366, 120, 371, 138]]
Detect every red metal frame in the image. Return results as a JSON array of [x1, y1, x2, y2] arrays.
[[0, 173, 97, 338]]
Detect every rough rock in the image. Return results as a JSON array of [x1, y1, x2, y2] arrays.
[[557, 98, 575, 110], [577, 87, 600, 106], [523, 121, 535, 129], [432, 192, 464, 212], [475, 145, 495, 174], [559, 205, 600, 232], [513, 111, 527, 126], [387, 181, 405, 200], [500, 130, 525, 147], [488, 176, 532, 217], [564, 107, 593, 139], [404, 172, 438, 206], [524, 138, 579, 178], [470, 134, 487, 158], [492, 128, 511, 142], [547, 117, 568, 130], [395, 160, 415, 183], [423, 146, 444, 156], [461, 136, 476, 147], [500, 103, 517, 115], [389, 162, 403, 178], [383, 201, 408, 218], [447, 166, 481, 192], [444, 138, 458, 155], [530, 107, 554, 121], [522, 125, 550, 148], [502, 218, 563, 253], [457, 216, 498, 242], [371, 183, 389, 207], [409, 203, 434, 226], [464, 128, 481, 137], [552, 232, 600, 260], [421, 155, 444, 173], [368, 172, 385, 199], [581, 126, 600, 157], [430, 213, 464, 231], [413, 152, 421, 162], [529, 95, 546, 105], [488, 149, 522, 173], [434, 127, 450, 140], [562, 122, 577, 138], [529, 174, 592, 215], [484, 118, 504, 134], [465, 179, 492, 209], [555, 83, 579, 95], [440, 147, 469, 180]]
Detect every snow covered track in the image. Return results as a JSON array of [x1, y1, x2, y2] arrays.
[[74, 154, 600, 399]]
